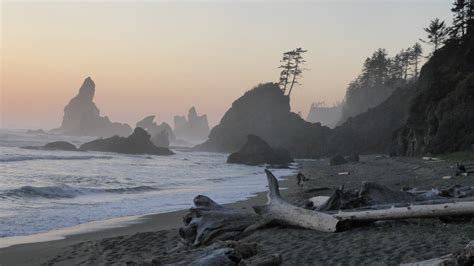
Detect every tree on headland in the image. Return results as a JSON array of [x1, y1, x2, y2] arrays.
[[278, 48, 307, 97], [421, 18, 448, 53], [410, 43, 423, 78], [451, 0, 469, 38], [278, 51, 295, 94]]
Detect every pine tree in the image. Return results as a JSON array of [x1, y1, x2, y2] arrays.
[[278, 48, 307, 97], [410, 43, 423, 78], [420, 18, 448, 52]]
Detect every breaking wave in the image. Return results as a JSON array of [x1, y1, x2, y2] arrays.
[[0, 155, 113, 163], [1, 185, 159, 199]]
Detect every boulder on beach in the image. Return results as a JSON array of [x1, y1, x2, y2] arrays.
[[53, 77, 132, 137], [79, 127, 174, 155], [173, 107, 210, 142], [227, 134, 293, 166], [329, 155, 347, 166], [44, 141, 78, 151]]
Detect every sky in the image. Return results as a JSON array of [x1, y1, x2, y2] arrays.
[[1, 0, 453, 129]]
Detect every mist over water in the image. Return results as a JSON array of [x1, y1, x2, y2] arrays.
[[0, 129, 297, 237]]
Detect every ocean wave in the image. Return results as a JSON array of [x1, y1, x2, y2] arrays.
[[1, 185, 159, 199], [0, 155, 113, 163]]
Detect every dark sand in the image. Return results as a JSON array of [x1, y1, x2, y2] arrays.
[[1, 155, 473, 265]]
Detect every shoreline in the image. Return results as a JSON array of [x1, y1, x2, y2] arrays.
[[0, 173, 294, 266]]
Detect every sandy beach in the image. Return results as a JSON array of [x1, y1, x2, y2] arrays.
[[1, 155, 473, 265]]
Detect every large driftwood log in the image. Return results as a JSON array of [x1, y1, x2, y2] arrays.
[[248, 169, 345, 233], [179, 195, 258, 246], [334, 201, 474, 222]]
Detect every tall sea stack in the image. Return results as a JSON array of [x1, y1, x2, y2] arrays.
[[54, 77, 132, 137]]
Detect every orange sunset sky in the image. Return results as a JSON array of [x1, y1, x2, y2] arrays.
[[1, 1, 451, 129]]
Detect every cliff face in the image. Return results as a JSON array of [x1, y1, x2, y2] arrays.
[[195, 83, 331, 158], [395, 37, 474, 155], [56, 77, 132, 137], [328, 84, 415, 155]]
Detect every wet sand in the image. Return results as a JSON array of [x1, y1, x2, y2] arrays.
[[1, 155, 473, 265]]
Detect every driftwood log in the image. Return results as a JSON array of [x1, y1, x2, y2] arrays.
[[179, 195, 258, 246], [180, 170, 474, 243], [335, 201, 474, 222], [247, 169, 346, 233]]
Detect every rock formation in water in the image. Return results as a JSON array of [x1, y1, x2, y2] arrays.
[[54, 77, 132, 137], [306, 102, 342, 129], [395, 37, 474, 155], [173, 107, 210, 142], [227, 135, 293, 166], [24, 141, 78, 151], [135, 115, 175, 147], [195, 83, 331, 158], [44, 141, 78, 151], [79, 127, 174, 155], [152, 130, 170, 148]]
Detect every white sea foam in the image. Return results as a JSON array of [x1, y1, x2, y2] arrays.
[[0, 129, 298, 238]]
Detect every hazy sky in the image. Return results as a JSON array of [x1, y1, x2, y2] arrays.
[[1, 0, 452, 129]]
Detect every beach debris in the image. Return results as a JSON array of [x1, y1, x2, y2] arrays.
[[306, 196, 331, 209], [439, 185, 474, 198], [317, 182, 418, 211], [401, 240, 474, 266], [179, 195, 258, 246], [374, 154, 389, 160], [329, 155, 347, 165], [457, 162, 474, 176], [245, 170, 346, 234], [303, 187, 331, 193], [296, 172, 308, 185], [337, 171, 350, 175]]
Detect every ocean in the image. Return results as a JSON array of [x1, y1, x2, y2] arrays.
[[0, 129, 296, 238]]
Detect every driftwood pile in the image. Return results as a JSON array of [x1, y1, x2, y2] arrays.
[[178, 170, 474, 265]]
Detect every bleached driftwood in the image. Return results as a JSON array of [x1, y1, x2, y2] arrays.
[[179, 195, 258, 246], [334, 201, 474, 222], [247, 169, 345, 233]]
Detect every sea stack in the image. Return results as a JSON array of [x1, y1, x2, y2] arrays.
[[54, 77, 132, 137], [135, 115, 176, 146], [173, 107, 210, 142], [194, 83, 331, 158]]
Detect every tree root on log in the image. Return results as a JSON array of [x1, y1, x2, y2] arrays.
[[179, 195, 258, 246]]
